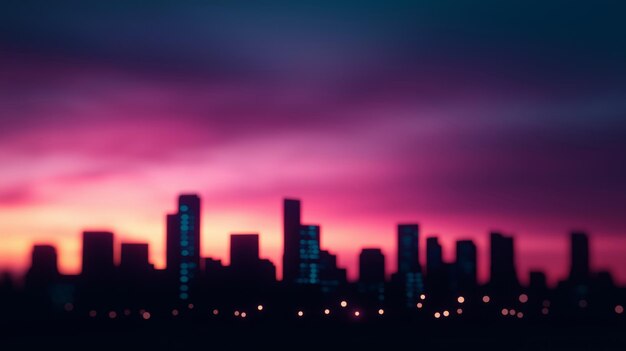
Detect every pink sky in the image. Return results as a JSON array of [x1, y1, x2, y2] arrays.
[[1, 48, 626, 286]]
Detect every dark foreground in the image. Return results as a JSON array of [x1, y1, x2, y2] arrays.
[[2, 319, 625, 350]]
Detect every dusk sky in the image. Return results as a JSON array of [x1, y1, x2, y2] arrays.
[[1, 1, 626, 284]]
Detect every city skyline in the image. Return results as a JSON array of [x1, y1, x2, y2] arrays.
[[2, 2, 626, 348], [2, 193, 623, 287]]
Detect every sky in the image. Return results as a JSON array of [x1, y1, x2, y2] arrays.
[[1, 1, 626, 285]]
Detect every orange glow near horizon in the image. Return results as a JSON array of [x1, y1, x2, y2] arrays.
[[2, 190, 626, 284]]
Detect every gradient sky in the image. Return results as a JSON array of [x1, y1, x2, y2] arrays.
[[2, 1, 626, 284]]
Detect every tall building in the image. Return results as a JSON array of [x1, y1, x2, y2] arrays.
[[359, 248, 386, 302], [455, 240, 477, 291], [166, 214, 180, 274], [394, 224, 423, 307], [166, 194, 201, 300], [297, 224, 321, 285], [359, 248, 386, 284], [489, 232, 518, 292], [81, 231, 115, 277], [569, 231, 589, 283], [426, 237, 443, 276], [426, 237, 449, 298], [120, 243, 151, 273], [282, 198, 301, 284], [397, 224, 420, 274], [230, 234, 260, 268]]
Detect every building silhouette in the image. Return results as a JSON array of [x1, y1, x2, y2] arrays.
[[283, 198, 301, 284], [359, 248, 386, 302], [25, 245, 60, 297], [228, 234, 276, 284], [359, 248, 385, 283], [166, 194, 201, 300], [297, 224, 321, 285], [397, 224, 420, 274], [120, 243, 151, 274], [569, 232, 590, 283], [426, 237, 449, 299], [28, 245, 59, 280], [81, 231, 114, 278], [489, 232, 519, 294], [455, 240, 477, 292], [319, 250, 347, 293], [393, 224, 424, 307], [230, 234, 259, 269]]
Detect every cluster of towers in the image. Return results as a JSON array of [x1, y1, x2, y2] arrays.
[[1, 193, 622, 322]]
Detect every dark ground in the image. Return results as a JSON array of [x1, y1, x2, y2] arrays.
[[2, 319, 625, 350]]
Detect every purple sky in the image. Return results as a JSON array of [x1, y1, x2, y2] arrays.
[[1, 1, 626, 283]]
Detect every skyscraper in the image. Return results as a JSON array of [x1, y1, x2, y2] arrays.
[[426, 237, 449, 298], [569, 231, 590, 283], [81, 231, 114, 277], [489, 232, 518, 292], [282, 198, 301, 284], [395, 224, 423, 307], [455, 240, 477, 291], [359, 248, 386, 302], [426, 237, 443, 276], [397, 224, 420, 274], [166, 194, 201, 300], [297, 224, 321, 285]]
